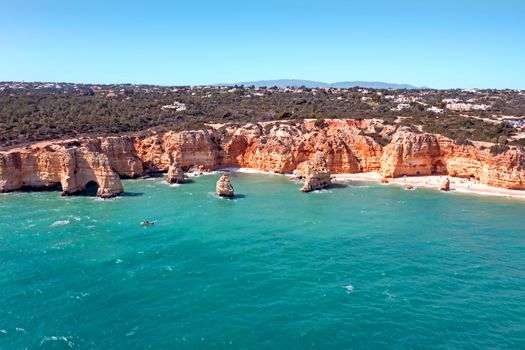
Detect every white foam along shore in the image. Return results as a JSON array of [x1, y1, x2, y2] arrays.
[[185, 167, 280, 178], [187, 167, 525, 200], [333, 172, 525, 200]]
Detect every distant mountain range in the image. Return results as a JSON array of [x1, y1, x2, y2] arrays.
[[215, 79, 418, 89]]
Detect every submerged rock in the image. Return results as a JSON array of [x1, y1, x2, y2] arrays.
[[440, 177, 451, 191], [216, 174, 234, 197], [166, 163, 186, 184], [298, 153, 332, 192]]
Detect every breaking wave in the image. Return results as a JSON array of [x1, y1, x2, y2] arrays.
[[50, 220, 70, 227]]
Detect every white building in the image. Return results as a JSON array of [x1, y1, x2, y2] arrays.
[[161, 101, 187, 112]]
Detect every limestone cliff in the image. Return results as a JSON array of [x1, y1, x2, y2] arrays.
[[379, 128, 443, 177], [380, 127, 525, 190], [128, 120, 383, 175], [1, 119, 525, 196], [0, 143, 123, 198]]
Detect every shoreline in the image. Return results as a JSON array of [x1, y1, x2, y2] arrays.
[[3, 166, 525, 201], [333, 172, 525, 200], [197, 167, 525, 200], [216, 167, 280, 175]]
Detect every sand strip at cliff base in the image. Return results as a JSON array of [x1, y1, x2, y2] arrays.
[[217, 167, 284, 175], [333, 172, 525, 200]]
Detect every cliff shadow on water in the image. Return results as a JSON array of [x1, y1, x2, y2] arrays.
[[326, 183, 348, 190], [120, 191, 144, 197], [18, 183, 63, 193], [217, 193, 246, 200], [80, 181, 143, 198]]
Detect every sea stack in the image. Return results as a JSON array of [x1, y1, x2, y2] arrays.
[[166, 163, 186, 184], [440, 177, 451, 191], [216, 174, 234, 197], [299, 153, 332, 192]]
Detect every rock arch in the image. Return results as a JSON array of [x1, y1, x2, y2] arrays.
[[83, 180, 100, 196]]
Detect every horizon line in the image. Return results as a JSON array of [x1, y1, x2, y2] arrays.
[[1, 79, 524, 91]]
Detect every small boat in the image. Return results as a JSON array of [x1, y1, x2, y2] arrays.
[[140, 220, 155, 226]]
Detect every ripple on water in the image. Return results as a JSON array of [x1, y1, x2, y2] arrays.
[[40, 335, 77, 348], [50, 240, 73, 250], [1, 173, 525, 349]]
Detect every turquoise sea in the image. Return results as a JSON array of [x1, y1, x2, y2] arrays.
[[0, 172, 524, 349]]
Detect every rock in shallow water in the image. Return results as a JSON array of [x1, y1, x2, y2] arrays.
[[440, 177, 451, 191], [166, 163, 186, 184], [298, 153, 332, 192], [216, 174, 234, 197]]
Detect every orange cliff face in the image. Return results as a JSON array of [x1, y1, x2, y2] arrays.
[[380, 127, 525, 189], [0, 142, 123, 198], [1, 119, 525, 197], [236, 120, 383, 173], [130, 119, 383, 174]]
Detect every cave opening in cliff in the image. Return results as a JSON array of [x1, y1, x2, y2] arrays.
[[432, 160, 445, 174], [83, 181, 100, 197], [20, 182, 63, 193]]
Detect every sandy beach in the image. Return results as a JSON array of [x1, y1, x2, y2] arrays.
[[216, 168, 525, 200], [333, 172, 525, 200]]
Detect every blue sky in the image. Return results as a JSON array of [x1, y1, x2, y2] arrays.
[[1, 0, 523, 89]]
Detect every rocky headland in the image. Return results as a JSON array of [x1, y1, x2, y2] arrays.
[[1, 119, 524, 197]]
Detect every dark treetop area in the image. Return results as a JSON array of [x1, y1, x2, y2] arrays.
[[1, 82, 524, 149]]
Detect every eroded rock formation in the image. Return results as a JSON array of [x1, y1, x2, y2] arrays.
[[440, 178, 451, 191], [166, 163, 186, 184], [380, 127, 525, 189], [1, 119, 525, 197], [0, 143, 123, 198], [127, 119, 383, 175], [297, 153, 332, 192], [216, 174, 234, 197]]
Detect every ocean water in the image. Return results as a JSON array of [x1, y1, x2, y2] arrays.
[[1, 173, 524, 349]]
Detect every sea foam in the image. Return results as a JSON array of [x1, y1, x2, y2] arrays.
[[50, 220, 70, 227]]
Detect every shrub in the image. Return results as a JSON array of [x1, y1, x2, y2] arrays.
[[314, 118, 326, 128], [489, 144, 510, 155], [365, 133, 391, 147], [454, 137, 473, 146], [1, 83, 523, 148], [509, 138, 525, 147]]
